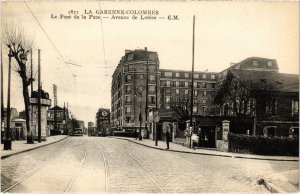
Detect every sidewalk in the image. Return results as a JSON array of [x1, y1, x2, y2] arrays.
[[111, 136, 299, 193], [1, 135, 68, 159], [111, 136, 299, 161]]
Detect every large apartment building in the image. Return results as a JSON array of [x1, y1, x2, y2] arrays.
[[111, 48, 160, 130]]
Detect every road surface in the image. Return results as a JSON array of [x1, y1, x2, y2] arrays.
[[2, 136, 298, 193]]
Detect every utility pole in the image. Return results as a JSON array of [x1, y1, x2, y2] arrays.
[[155, 61, 159, 146], [1, 45, 4, 129], [189, 15, 195, 148], [4, 50, 13, 150], [30, 49, 33, 95], [38, 49, 41, 143], [145, 60, 149, 139]]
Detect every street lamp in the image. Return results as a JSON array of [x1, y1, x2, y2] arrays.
[[135, 88, 142, 141]]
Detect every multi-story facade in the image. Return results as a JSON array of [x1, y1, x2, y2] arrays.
[[111, 48, 160, 132], [111, 49, 299, 142], [159, 69, 218, 116]]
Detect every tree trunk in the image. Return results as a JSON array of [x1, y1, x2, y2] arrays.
[[22, 80, 34, 143]]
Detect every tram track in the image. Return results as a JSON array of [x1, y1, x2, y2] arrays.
[[2, 137, 71, 193], [64, 136, 87, 193], [91, 138, 109, 193], [103, 139, 165, 193]]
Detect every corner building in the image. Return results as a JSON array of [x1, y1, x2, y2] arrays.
[[111, 48, 160, 131]]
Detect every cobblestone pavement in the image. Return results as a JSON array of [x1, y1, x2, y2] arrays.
[[1, 136, 298, 193]]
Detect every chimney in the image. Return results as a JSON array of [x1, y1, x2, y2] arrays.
[[145, 47, 147, 51]]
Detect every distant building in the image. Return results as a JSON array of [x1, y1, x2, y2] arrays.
[[47, 105, 68, 135]]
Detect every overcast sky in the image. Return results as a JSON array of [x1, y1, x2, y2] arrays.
[[2, 1, 299, 126]]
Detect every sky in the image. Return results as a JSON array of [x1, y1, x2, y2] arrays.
[[1, 1, 299, 126]]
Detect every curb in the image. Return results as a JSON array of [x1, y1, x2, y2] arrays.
[[110, 137, 299, 162], [1, 136, 69, 159]]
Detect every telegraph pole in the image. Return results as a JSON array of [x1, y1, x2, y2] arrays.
[[1, 45, 4, 128], [4, 50, 13, 150], [155, 61, 159, 146], [37, 49, 41, 143], [30, 49, 33, 94], [145, 60, 149, 139], [189, 15, 195, 148]]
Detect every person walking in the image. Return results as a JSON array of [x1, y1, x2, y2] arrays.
[[165, 127, 170, 149]]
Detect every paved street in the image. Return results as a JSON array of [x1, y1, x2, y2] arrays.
[[1, 136, 298, 193]]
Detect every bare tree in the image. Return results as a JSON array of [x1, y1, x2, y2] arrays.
[[2, 22, 35, 143], [214, 70, 273, 133]]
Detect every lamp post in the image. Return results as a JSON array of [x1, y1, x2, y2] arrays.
[[139, 92, 142, 141], [145, 60, 149, 139], [136, 88, 142, 141], [4, 50, 13, 150], [155, 61, 159, 146], [189, 15, 195, 148]]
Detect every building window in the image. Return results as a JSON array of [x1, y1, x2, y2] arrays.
[[149, 74, 155, 81], [175, 72, 180, 77], [185, 73, 189, 78], [128, 53, 134, 61], [125, 107, 131, 114], [126, 75, 132, 81], [166, 80, 171, 87], [253, 60, 259, 66], [149, 53, 156, 60], [211, 83, 215, 89], [176, 89, 180, 94], [175, 81, 179, 87], [149, 85, 155, 92], [166, 96, 170, 103], [125, 96, 131, 103], [266, 100, 277, 116], [292, 99, 299, 116], [126, 85, 131, 93], [139, 74, 144, 79], [268, 61, 273, 67], [165, 88, 171, 94], [202, 74, 206, 79], [194, 74, 199, 79], [185, 90, 188, 95], [185, 82, 189, 87], [202, 99, 207, 104], [165, 72, 172, 77], [211, 74, 215, 79], [203, 90, 207, 96], [193, 107, 197, 113], [203, 82, 207, 88], [166, 105, 170, 110], [194, 90, 198, 97], [149, 96, 155, 104]]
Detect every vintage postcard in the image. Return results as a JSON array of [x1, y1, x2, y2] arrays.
[[1, 0, 299, 193]]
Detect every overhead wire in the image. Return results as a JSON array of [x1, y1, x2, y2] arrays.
[[98, 0, 108, 77], [23, 1, 75, 77], [24, 1, 78, 97]]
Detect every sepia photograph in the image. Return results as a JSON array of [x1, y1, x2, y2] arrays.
[[1, 0, 299, 193]]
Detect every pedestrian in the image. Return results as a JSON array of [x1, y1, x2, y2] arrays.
[[165, 126, 170, 149]]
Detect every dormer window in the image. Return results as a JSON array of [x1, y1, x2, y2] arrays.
[[268, 61, 273, 67], [253, 60, 259, 66]]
